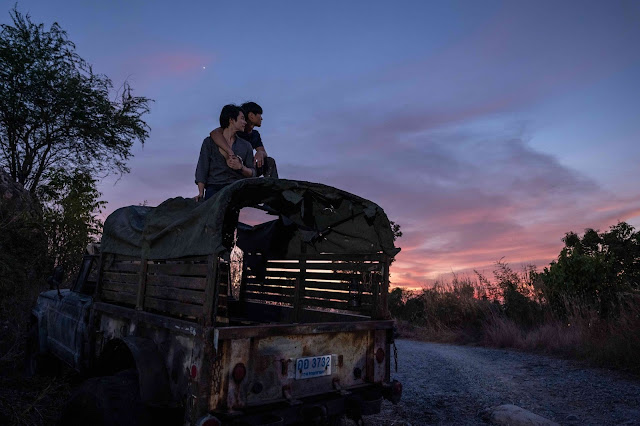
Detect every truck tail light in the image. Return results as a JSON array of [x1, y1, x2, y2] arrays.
[[375, 348, 385, 363], [232, 363, 246, 383]]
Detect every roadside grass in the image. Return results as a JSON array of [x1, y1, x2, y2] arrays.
[[393, 278, 640, 375], [0, 282, 74, 425]]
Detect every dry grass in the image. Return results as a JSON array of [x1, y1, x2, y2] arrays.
[[0, 282, 75, 425], [395, 292, 640, 375]]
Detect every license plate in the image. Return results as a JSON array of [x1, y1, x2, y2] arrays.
[[295, 354, 332, 379]]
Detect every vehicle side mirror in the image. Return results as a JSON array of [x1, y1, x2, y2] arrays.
[[47, 265, 65, 296]]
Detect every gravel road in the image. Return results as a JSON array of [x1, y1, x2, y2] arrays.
[[369, 339, 640, 425]]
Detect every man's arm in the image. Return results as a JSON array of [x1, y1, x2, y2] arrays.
[[242, 147, 256, 178], [250, 131, 267, 168], [254, 146, 267, 168], [210, 127, 234, 159], [194, 139, 210, 201], [227, 156, 254, 178]]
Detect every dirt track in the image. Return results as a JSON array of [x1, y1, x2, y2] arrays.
[[369, 339, 640, 425]]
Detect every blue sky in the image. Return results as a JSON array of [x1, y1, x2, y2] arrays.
[[7, 0, 640, 288]]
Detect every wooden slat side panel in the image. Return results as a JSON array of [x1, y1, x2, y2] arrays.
[[145, 297, 202, 318], [102, 280, 138, 294], [102, 289, 137, 306], [146, 274, 207, 290], [102, 271, 138, 284], [145, 286, 205, 305]]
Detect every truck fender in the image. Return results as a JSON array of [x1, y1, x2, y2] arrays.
[[99, 337, 173, 406]]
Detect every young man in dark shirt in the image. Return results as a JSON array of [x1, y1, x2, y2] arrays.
[[209, 102, 276, 177], [195, 104, 255, 201]]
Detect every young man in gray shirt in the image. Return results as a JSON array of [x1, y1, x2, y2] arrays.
[[195, 104, 255, 201]]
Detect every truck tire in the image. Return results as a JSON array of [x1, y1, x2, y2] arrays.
[[58, 369, 148, 426], [24, 322, 57, 377]]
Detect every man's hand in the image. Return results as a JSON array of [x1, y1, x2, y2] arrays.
[[227, 155, 243, 170], [195, 182, 205, 202], [255, 150, 267, 168]]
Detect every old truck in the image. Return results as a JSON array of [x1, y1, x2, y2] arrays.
[[28, 178, 402, 425]]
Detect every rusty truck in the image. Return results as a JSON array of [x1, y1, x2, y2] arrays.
[[28, 178, 402, 425]]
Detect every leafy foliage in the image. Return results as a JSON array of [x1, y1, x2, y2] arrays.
[[539, 222, 640, 317], [0, 7, 151, 192], [37, 168, 105, 277]]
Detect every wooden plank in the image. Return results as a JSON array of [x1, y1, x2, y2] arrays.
[[112, 254, 139, 261], [245, 276, 296, 287], [244, 283, 294, 296], [203, 255, 217, 326], [147, 263, 208, 276], [95, 253, 104, 302], [145, 297, 202, 318], [304, 297, 372, 310], [302, 280, 374, 293], [245, 292, 293, 304], [136, 258, 148, 310], [106, 262, 140, 273], [298, 253, 385, 261], [216, 319, 395, 340], [303, 289, 373, 304], [302, 297, 350, 310], [379, 257, 390, 319], [294, 249, 305, 322], [101, 280, 138, 294], [146, 274, 207, 290], [255, 269, 370, 282], [102, 271, 139, 284], [267, 261, 381, 272], [102, 289, 137, 306], [303, 289, 350, 301], [145, 286, 205, 305]]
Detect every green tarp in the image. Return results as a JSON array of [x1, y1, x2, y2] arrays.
[[101, 178, 400, 259]]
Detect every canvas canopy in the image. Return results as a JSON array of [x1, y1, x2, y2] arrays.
[[101, 178, 400, 260]]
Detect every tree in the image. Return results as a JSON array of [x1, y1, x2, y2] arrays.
[[389, 220, 402, 241], [0, 7, 151, 193], [539, 222, 640, 317], [38, 167, 105, 277]]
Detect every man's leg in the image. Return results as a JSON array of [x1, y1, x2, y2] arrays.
[[204, 183, 227, 200], [258, 157, 278, 178]]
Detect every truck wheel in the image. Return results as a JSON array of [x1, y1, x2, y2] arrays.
[[24, 322, 57, 377], [58, 369, 148, 426]]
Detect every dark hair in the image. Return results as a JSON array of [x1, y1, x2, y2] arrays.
[[219, 104, 244, 128], [241, 101, 263, 117]]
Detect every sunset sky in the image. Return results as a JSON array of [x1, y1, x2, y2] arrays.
[[9, 0, 640, 288]]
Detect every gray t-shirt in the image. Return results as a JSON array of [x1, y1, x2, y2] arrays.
[[195, 136, 255, 186]]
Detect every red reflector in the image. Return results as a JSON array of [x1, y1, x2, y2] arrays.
[[232, 363, 246, 383], [191, 365, 198, 379], [393, 381, 403, 394], [375, 348, 385, 363]]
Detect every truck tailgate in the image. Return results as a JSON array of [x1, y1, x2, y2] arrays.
[[213, 320, 394, 410]]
